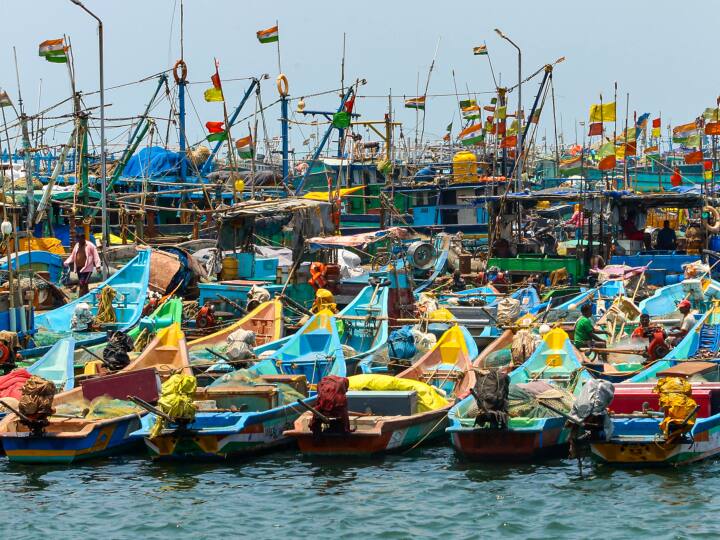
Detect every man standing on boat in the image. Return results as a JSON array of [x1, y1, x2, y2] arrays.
[[64, 234, 101, 297], [573, 303, 606, 352]]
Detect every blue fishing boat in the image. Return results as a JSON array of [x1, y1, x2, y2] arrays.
[[447, 327, 592, 460], [0, 250, 65, 284], [337, 285, 389, 374], [131, 311, 347, 459], [23, 249, 152, 358], [638, 278, 720, 317], [26, 337, 76, 392]]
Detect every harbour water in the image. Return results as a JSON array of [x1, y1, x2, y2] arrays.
[[1, 443, 717, 539]]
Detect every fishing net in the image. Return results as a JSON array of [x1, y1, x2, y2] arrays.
[[55, 396, 143, 420], [211, 368, 305, 406], [18, 376, 56, 419], [511, 330, 539, 365], [482, 348, 513, 369]]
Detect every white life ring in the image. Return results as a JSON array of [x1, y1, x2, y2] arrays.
[[704, 206, 720, 233]]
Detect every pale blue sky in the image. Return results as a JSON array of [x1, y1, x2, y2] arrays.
[[0, 0, 715, 153]]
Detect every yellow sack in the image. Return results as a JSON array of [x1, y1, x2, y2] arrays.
[[150, 374, 197, 439], [653, 377, 697, 436], [429, 308, 455, 322], [654, 377, 691, 396], [348, 374, 449, 413], [311, 288, 337, 314]]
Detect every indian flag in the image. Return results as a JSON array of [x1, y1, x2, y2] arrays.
[[0, 89, 11, 108], [236, 135, 253, 158], [461, 104, 480, 120], [559, 155, 582, 176], [458, 123, 484, 146], [473, 45, 488, 56], [257, 25, 279, 44], [404, 96, 425, 110], [39, 38, 68, 63]]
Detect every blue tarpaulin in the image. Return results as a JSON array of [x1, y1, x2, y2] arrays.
[[123, 146, 193, 178]]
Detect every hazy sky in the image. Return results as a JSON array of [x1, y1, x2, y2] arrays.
[[0, 0, 716, 154]]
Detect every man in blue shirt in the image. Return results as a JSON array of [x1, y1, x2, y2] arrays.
[[656, 220, 677, 251]]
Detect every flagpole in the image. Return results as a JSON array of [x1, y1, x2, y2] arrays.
[[622, 92, 629, 191], [0, 105, 17, 333], [275, 20, 282, 74]]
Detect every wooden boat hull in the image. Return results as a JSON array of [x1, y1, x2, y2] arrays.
[[3, 415, 142, 464], [449, 418, 570, 461], [139, 405, 304, 460], [591, 414, 720, 466], [287, 409, 449, 457]]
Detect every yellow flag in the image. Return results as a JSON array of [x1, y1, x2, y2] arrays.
[[204, 87, 224, 102], [615, 144, 625, 159], [589, 102, 616, 122], [651, 127, 661, 138]]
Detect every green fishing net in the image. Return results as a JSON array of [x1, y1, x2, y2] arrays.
[[55, 396, 143, 420], [210, 368, 305, 406]]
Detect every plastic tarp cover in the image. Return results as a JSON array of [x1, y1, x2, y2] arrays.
[[123, 146, 191, 178], [568, 379, 614, 422], [348, 374, 449, 412]]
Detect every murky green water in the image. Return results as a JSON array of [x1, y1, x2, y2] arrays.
[[0, 443, 718, 539]]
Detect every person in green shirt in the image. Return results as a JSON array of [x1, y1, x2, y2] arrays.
[[573, 303, 606, 351]]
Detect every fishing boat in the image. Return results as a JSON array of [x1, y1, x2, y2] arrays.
[[336, 284, 389, 374], [23, 249, 152, 358], [638, 278, 720, 317], [186, 299, 284, 367], [283, 325, 477, 456], [0, 323, 191, 464], [26, 337, 76, 392], [447, 327, 592, 460], [130, 311, 346, 459]]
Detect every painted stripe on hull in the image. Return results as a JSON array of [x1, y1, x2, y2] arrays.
[[450, 427, 568, 461]]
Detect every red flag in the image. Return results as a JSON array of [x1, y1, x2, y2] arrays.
[[497, 122, 506, 136], [211, 59, 222, 90], [598, 155, 616, 171], [500, 135, 517, 148], [205, 121, 224, 133], [344, 96, 355, 114], [624, 142, 637, 156], [652, 117, 661, 128], [684, 150, 703, 164], [704, 160, 713, 171], [706, 122, 720, 135], [671, 168, 682, 186], [588, 122, 603, 136]]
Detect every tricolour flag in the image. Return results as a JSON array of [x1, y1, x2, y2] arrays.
[[0, 89, 11, 108], [461, 104, 480, 120], [673, 122, 697, 144], [405, 96, 425, 110], [235, 135, 253, 158], [472, 45, 488, 56], [38, 38, 68, 63], [589, 101, 616, 122], [559, 155, 582, 176], [206, 121, 226, 142], [458, 123, 484, 146], [257, 25, 279, 44]]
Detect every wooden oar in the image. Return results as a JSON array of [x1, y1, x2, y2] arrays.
[[295, 399, 331, 424]]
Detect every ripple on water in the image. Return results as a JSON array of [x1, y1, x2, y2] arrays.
[[1, 449, 720, 538]]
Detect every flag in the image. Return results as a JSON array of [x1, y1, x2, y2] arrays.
[[257, 25, 279, 43], [588, 122, 603, 136], [204, 61, 224, 102], [624, 141, 637, 157], [529, 108, 542, 124], [644, 145, 659, 154], [706, 122, 720, 136], [38, 38, 68, 63], [206, 121, 226, 142], [495, 106, 507, 120], [500, 135, 517, 149], [559, 155, 583, 176], [490, 97, 497, 105], [703, 107, 720, 121], [405, 96, 425, 110], [652, 117, 661, 138], [497, 122, 506, 136], [589, 102, 616, 122], [621, 127, 638, 142], [685, 150, 703, 164], [0, 90, 11, 108], [507, 120, 518, 136], [443, 122, 452, 141], [597, 141, 616, 170], [462, 104, 481, 120], [344, 96, 355, 114], [472, 45, 488, 56], [704, 160, 713, 180], [673, 122, 697, 144], [458, 123, 484, 146], [459, 99, 476, 109], [235, 135, 253, 158], [686, 133, 701, 148], [636, 112, 650, 128], [484, 120, 494, 133]]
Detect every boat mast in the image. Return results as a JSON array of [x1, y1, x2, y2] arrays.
[[177, 0, 187, 181]]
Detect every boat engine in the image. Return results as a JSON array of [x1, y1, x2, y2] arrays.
[[0, 332, 20, 375], [196, 303, 216, 329], [567, 379, 615, 455]]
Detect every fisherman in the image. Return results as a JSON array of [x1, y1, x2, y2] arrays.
[[565, 204, 585, 240], [631, 313, 652, 338], [632, 313, 670, 363], [451, 269, 466, 292], [573, 303, 607, 352], [668, 299, 696, 345], [64, 233, 101, 297], [655, 220, 677, 251]]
